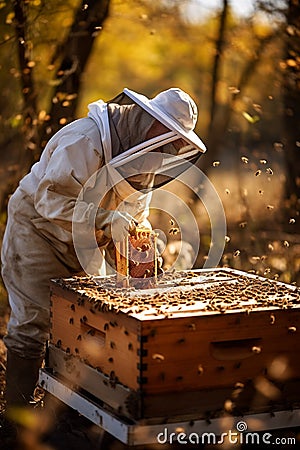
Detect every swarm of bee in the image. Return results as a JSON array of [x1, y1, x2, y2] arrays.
[[55, 270, 300, 317]]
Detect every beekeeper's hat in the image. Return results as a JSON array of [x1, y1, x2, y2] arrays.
[[123, 87, 206, 153]]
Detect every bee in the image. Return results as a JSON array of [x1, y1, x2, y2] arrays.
[[87, 329, 95, 336], [152, 353, 165, 361], [224, 399, 233, 412], [270, 314, 276, 324], [197, 364, 204, 375], [252, 346, 261, 354]]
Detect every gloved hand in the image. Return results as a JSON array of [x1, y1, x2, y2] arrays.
[[99, 210, 137, 242], [112, 211, 138, 242]]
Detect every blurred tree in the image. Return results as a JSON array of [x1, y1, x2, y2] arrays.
[[200, 0, 283, 173], [39, 0, 110, 147], [0, 0, 110, 214]]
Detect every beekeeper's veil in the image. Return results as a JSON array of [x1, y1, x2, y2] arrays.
[[88, 87, 206, 192]]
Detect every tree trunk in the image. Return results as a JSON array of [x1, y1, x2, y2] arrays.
[[208, 0, 228, 138], [282, 0, 300, 210], [39, 0, 110, 149], [12, 0, 39, 165]]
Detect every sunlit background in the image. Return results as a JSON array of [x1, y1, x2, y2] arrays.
[[0, 0, 299, 300], [0, 1, 299, 447]]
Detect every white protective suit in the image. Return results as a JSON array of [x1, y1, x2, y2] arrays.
[[1, 87, 206, 359]]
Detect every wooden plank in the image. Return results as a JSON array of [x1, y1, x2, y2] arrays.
[[51, 294, 141, 390], [140, 307, 300, 333], [141, 353, 300, 394], [142, 379, 300, 418], [48, 344, 138, 419], [139, 309, 300, 394]]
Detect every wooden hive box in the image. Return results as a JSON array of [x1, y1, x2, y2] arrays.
[[49, 268, 300, 420]]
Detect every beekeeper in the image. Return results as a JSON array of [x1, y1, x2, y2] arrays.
[[1, 87, 206, 411]]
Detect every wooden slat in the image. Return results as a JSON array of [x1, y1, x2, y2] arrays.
[[51, 294, 140, 390], [139, 309, 300, 394], [48, 344, 138, 418]]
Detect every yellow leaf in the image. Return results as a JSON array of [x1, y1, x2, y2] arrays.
[[242, 111, 260, 124]]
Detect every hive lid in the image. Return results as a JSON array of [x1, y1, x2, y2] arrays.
[[51, 268, 300, 321]]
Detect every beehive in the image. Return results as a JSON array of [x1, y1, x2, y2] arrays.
[[49, 268, 300, 419]]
